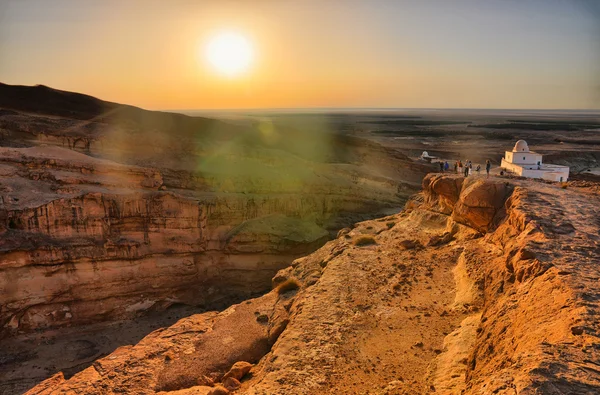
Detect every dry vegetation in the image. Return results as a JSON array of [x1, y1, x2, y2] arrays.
[[353, 235, 377, 246], [275, 278, 301, 294]]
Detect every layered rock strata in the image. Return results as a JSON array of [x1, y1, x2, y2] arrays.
[[0, 84, 435, 340], [29, 174, 600, 394], [0, 146, 334, 335]]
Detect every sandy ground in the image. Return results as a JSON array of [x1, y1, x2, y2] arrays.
[[317, 219, 469, 394], [232, 200, 484, 394]]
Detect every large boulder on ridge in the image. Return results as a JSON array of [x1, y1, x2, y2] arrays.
[[421, 174, 512, 233]]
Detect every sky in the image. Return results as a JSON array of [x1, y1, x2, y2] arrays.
[[1, 0, 599, 110]]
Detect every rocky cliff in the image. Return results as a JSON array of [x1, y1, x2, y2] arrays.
[[0, 84, 432, 341], [26, 174, 600, 394], [0, 145, 334, 336]]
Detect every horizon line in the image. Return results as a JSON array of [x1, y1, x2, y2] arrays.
[[168, 107, 600, 114]]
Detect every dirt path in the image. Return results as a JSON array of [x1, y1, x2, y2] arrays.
[[328, 221, 466, 394], [240, 208, 478, 395]]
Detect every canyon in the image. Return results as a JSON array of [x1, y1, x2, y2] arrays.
[[24, 173, 600, 394], [0, 84, 428, 335], [2, 83, 600, 394], [0, 84, 431, 394]]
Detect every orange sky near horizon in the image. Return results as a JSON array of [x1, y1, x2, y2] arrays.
[[1, 0, 599, 110]]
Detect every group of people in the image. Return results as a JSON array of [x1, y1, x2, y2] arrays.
[[437, 159, 492, 177]]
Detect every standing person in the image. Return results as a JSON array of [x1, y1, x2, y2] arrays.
[[476, 164, 481, 174], [458, 160, 463, 175], [486, 160, 491, 178], [444, 161, 449, 171], [454, 161, 458, 173], [439, 161, 444, 172], [468, 162, 473, 175], [464, 164, 469, 177]]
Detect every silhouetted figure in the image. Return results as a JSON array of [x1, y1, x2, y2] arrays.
[[439, 161, 444, 172], [444, 161, 449, 171], [476, 164, 481, 174], [486, 160, 491, 178]]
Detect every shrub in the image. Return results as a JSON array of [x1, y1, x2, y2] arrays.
[[386, 222, 395, 229], [275, 278, 301, 294], [353, 235, 376, 246]]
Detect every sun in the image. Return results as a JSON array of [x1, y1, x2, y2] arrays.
[[205, 32, 253, 77]]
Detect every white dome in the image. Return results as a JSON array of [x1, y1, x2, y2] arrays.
[[513, 140, 529, 153]]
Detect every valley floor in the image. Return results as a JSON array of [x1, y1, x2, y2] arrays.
[[0, 305, 208, 395]]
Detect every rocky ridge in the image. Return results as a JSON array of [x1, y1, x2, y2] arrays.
[[27, 174, 600, 394]]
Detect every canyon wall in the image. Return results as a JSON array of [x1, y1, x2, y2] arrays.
[[27, 174, 600, 394], [0, 146, 342, 335], [0, 85, 431, 338]]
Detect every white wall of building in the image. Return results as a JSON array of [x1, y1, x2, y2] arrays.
[[501, 159, 569, 182], [502, 160, 525, 175], [504, 151, 543, 165]]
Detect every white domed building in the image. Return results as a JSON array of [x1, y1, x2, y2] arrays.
[[501, 140, 569, 182]]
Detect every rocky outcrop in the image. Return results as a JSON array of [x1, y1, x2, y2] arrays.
[[26, 174, 600, 394], [461, 186, 600, 393], [421, 173, 513, 233], [421, 175, 600, 393]]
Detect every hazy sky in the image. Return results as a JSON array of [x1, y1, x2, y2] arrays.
[[1, 0, 599, 110]]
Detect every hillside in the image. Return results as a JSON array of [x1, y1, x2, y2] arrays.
[[24, 174, 600, 394]]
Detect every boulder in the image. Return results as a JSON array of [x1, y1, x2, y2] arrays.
[[222, 361, 253, 381], [452, 179, 511, 233]]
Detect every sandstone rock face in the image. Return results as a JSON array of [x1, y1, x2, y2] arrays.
[[25, 286, 283, 394], [422, 173, 464, 214], [28, 175, 600, 394], [421, 173, 512, 233], [461, 182, 600, 394], [0, 85, 430, 339], [0, 147, 330, 335]]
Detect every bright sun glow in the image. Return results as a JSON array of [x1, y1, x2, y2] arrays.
[[205, 32, 253, 77]]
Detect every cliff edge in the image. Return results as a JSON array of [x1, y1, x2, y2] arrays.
[[25, 174, 600, 394]]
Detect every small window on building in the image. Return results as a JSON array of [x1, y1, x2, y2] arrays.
[[523, 157, 526, 160]]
